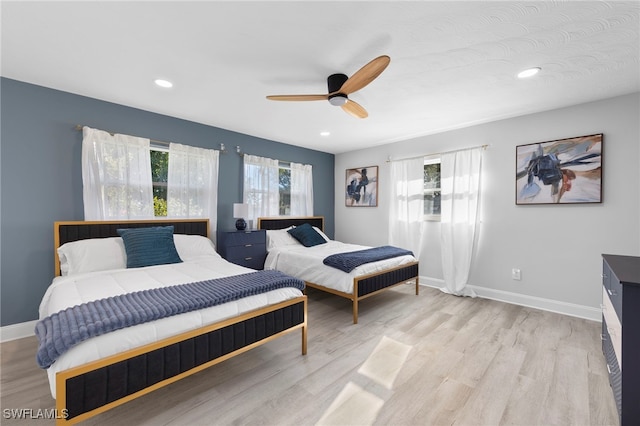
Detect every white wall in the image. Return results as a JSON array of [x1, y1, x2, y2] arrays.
[[335, 93, 640, 319]]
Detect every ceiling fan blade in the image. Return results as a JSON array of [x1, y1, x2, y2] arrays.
[[266, 94, 328, 101], [341, 99, 368, 119], [339, 55, 390, 95]]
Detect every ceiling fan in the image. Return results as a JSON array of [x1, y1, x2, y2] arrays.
[[266, 55, 390, 119]]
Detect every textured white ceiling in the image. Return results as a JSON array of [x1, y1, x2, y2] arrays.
[[2, 1, 639, 154]]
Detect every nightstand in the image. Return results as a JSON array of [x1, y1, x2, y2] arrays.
[[217, 230, 267, 270]]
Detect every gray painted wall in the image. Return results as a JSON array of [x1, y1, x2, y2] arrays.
[[0, 77, 335, 326], [335, 93, 640, 316]]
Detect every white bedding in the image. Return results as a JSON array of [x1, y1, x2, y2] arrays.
[[264, 241, 416, 294], [39, 254, 303, 398]]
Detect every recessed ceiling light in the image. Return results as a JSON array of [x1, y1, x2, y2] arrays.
[[154, 79, 173, 88], [320, 131, 331, 137], [517, 67, 541, 79]]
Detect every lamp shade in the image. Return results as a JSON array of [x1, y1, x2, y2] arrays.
[[233, 203, 249, 219]]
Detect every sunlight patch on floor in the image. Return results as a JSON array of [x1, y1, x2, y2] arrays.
[[316, 336, 413, 425], [358, 335, 412, 389], [315, 382, 384, 426]]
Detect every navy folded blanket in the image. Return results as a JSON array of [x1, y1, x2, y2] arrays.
[[35, 270, 305, 369], [323, 245, 414, 273]]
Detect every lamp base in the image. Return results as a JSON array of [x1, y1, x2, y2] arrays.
[[235, 218, 247, 231]]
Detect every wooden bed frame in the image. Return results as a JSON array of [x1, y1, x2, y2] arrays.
[[50, 219, 307, 425], [257, 216, 419, 324]]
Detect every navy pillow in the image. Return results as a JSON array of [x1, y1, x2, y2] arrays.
[[117, 226, 183, 268], [287, 223, 327, 247]]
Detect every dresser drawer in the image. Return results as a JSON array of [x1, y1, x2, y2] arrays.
[[603, 260, 623, 322], [603, 287, 622, 369], [602, 318, 622, 419]]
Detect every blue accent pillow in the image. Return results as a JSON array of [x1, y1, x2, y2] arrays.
[[287, 223, 327, 247], [117, 226, 183, 268]]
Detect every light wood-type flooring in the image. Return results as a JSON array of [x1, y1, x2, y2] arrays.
[[1, 285, 618, 425]]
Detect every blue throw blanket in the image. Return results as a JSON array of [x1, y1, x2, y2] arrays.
[[323, 246, 414, 273], [35, 270, 305, 369]]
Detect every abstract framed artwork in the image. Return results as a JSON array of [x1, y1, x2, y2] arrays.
[[516, 133, 603, 205], [346, 166, 378, 207]]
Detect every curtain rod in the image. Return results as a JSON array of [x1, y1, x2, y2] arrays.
[[386, 144, 489, 163], [235, 147, 300, 166], [74, 125, 227, 153], [75, 125, 172, 147]]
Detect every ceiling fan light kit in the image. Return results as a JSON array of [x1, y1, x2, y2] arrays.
[[328, 94, 348, 106], [266, 55, 390, 119]]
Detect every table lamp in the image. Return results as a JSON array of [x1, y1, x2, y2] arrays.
[[233, 203, 249, 231]]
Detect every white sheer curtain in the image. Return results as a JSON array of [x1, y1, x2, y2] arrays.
[[388, 157, 425, 257], [290, 162, 313, 216], [167, 143, 219, 235], [439, 147, 483, 297], [82, 126, 154, 220], [243, 154, 279, 225]]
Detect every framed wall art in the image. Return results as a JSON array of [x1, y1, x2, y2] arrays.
[[346, 165, 378, 207], [516, 133, 603, 205]]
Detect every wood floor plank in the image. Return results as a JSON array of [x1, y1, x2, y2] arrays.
[[1, 286, 618, 425]]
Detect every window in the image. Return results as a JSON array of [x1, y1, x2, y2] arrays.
[[151, 147, 169, 216], [424, 157, 441, 220], [243, 154, 313, 224]]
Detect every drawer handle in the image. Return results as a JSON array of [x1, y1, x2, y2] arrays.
[[245, 244, 253, 247], [607, 364, 612, 375], [244, 257, 253, 261]]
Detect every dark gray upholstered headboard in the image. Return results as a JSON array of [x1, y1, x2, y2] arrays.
[[54, 219, 209, 275], [257, 216, 324, 231]]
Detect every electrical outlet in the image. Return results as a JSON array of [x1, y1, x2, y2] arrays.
[[512, 268, 521, 280]]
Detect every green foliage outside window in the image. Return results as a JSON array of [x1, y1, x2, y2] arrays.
[[279, 167, 291, 215], [151, 150, 168, 216]]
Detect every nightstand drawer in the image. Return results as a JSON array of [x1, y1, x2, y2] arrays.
[[220, 231, 266, 247], [227, 254, 266, 270], [225, 244, 266, 261]]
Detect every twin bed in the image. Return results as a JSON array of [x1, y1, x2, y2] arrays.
[[37, 216, 418, 424], [258, 216, 419, 324]]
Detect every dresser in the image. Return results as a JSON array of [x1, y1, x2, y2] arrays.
[[601, 254, 640, 425], [218, 230, 267, 270]]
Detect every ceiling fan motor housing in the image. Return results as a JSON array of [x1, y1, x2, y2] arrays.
[[327, 73, 349, 105]]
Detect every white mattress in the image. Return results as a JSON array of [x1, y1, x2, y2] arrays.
[[38, 255, 303, 398], [264, 241, 416, 294]]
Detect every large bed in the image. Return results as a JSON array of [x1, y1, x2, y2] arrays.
[[40, 219, 307, 425], [257, 216, 419, 324]]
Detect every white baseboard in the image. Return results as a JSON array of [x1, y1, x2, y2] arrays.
[[1, 320, 37, 343], [1, 278, 601, 343], [420, 276, 601, 322]]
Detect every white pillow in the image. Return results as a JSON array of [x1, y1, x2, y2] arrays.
[[173, 234, 220, 261], [57, 237, 127, 276], [313, 226, 331, 242], [266, 227, 300, 249]]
